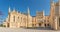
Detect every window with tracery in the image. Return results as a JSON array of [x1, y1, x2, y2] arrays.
[[14, 16, 15, 22]]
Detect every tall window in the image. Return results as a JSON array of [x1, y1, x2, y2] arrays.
[[59, 18, 60, 26], [55, 6, 59, 16], [14, 16, 15, 22], [18, 16, 19, 19], [9, 13, 10, 21]]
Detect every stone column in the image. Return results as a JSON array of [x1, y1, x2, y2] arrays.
[[54, 17, 58, 30]]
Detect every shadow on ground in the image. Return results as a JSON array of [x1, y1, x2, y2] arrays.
[[24, 27, 53, 30]]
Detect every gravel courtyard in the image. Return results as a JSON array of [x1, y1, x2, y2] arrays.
[[0, 27, 60, 32]]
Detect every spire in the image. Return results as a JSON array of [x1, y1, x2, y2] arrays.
[[50, 0, 55, 8], [50, 0, 53, 3], [8, 7, 11, 13], [43, 10, 44, 16], [27, 7, 30, 15], [58, 0, 60, 5], [50, 0, 54, 5]]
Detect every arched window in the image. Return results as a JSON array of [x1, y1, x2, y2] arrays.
[[47, 24, 49, 26], [59, 18, 60, 26], [18, 16, 19, 19], [14, 16, 15, 22], [45, 24, 46, 27]]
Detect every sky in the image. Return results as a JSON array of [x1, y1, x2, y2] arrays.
[[0, 0, 58, 23]]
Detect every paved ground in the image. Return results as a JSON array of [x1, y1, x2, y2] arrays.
[[0, 27, 60, 32]]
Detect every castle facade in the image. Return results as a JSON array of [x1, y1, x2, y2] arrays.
[[3, 0, 60, 30]]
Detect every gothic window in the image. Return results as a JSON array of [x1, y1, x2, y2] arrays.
[[59, 18, 60, 26], [47, 24, 49, 26], [45, 24, 46, 27], [14, 16, 15, 22], [18, 16, 19, 19], [55, 6, 59, 16]]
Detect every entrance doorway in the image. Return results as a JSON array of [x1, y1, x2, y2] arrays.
[[7, 23, 9, 27], [44, 24, 46, 27], [39, 23, 41, 27]]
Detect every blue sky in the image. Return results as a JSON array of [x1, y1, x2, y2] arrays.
[[0, 0, 58, 23]]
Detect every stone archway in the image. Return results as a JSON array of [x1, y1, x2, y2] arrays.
[[44, 24, 46, 27], [39, 23, 41, 26]]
